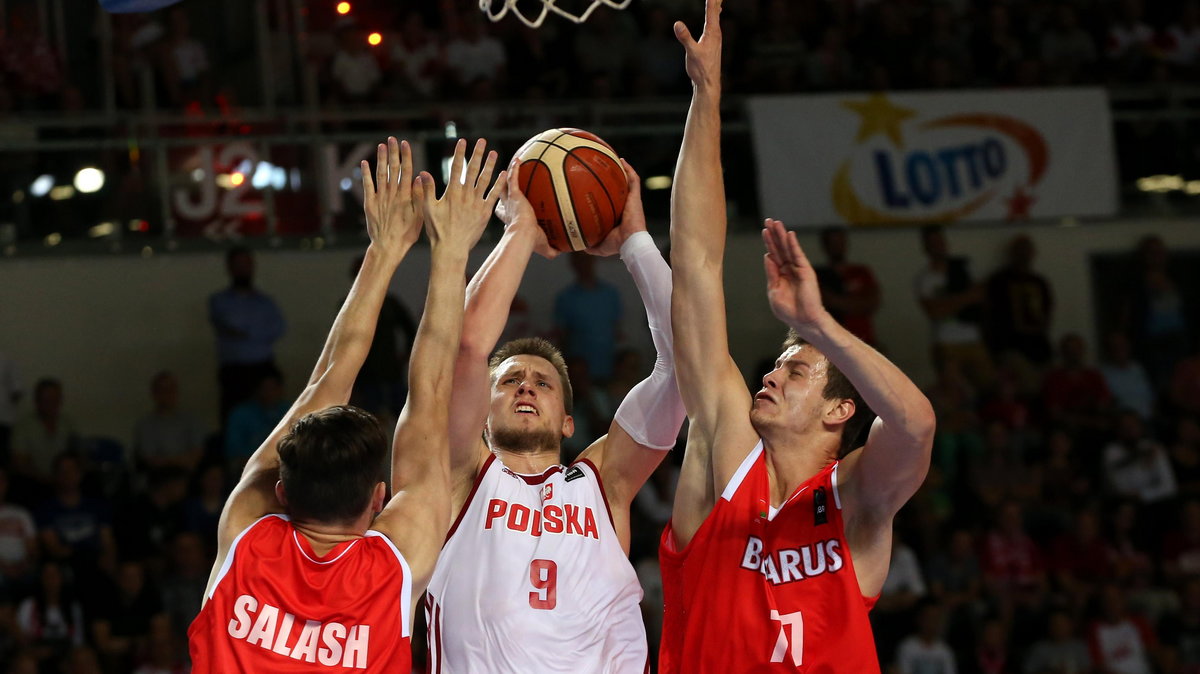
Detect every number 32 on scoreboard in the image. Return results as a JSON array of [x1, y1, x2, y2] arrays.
[[528, 559, 557, 610]]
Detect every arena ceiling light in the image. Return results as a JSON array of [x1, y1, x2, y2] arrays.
[[74, 167, 106, 193], [30, 175, 54, 198]]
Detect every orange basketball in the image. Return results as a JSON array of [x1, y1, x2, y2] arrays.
[[514, 128, 628, 252]]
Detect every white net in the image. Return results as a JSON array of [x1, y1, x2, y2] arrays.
[[480, 0, 632, 28]]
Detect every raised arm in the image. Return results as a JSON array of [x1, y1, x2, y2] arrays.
[[668, 0, 759, 548], [373, 139, 502, 593], [445, 165, 555, 494], [576, 162, 685, 550], [762, 220, 936, 518], [211, 137, 424, 567]]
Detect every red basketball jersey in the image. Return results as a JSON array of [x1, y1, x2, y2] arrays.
[[188, 514, 413, 673], [659, 442, 880, 673]]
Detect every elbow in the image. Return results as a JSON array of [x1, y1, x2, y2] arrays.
[[911, 399, 937, 445]]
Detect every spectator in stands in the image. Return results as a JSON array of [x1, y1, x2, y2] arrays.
[[1049, 508, 1111, 607], [0, 5, 64, 110], [133, 371, 205, 474], [896, 600, 957, 674], [1104, 409, 1178, 504], [208, 246, 286, 423], [1170, 416, 1200, 497], [1160, 577, 1200, 672], [806, 25, 855, 90], [15, 562, 84, 667], [182, 462, 226, 542], [346, 255, 416, 419], [223, 367, 287, 474], [972, 618, 1013, 674], [387, 12, 444, 101], [1163, 499, 1200, 582], [1089, 583, 1155, 674], [814, 226, 882, 347], [926, 359, 983, 487], [873, 530, 928, 665], [162, 6, 212, 107], [1041, 334, 1113, 435], [0, 351, 19, 467], [1122, 235, 1191, 393], [982, 501, 1046, 602], [114, 466, 188, 567], [35, 454, 115, 575], [747, 0, 808, 91], [1031, 429, 1092, 530], [554, 254, 622, 383], [11, 379, 77, 486], [572, 8, 636, 87], [0, 467, 36, 592], [985, 235, 1054, 372], [160, 531, 207, 642], [637, 8, 688, 94], [0, 601, 20, 670], [443, 12, 506, 92], [1040, 4, 1098, 85], [329, 20, 382, 105], [916, 4, 970, 89], [915, 225, 994, 392], [90, 559, 167, 673], [1170, 342, 1200, 418], [1107, 0, 1156, 81], [971, 4, 1024, 85], [1023, 610, 1092, 674], [1107, 500, 1154, 586], [1100, 331, 1156, 421], [1162, 2, 1200, 77]]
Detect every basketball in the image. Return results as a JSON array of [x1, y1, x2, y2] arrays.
[[514, 128, 629, 252]]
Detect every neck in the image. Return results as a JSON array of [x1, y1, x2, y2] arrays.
[[761, 432, 838, 507], [492, 447, 561, 474], [291, 518, 369, 557]]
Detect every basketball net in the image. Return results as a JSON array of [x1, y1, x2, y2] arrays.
[[480, 0, 632, 28]]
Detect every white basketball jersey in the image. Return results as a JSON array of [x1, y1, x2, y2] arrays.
[[425, 454, 648, 673]]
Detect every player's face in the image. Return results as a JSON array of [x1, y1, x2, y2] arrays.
[[750, 344, 839, 435], [487, 355, 573, 447]]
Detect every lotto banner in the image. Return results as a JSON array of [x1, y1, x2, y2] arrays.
[[747, 89, 1118, 227]]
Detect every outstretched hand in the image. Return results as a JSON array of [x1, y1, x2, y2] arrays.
[[419, 138, 504, 254], [361, 137, 424, 261], [674, 0, 722, 90], [586, 158, 646, 257], [762, 219, 830, 332], [495, 157, 559, 260]]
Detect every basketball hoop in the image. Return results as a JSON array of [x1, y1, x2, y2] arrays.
[[480, 0, 632, 28]]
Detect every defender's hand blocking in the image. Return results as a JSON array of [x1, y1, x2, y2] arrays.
[[419, 138, 504, 252], [763, 218, 831, 333], [675, 0, 722, 90], [495, 158, 559, 260], [586, 159, 646, 258], [361, 137, 424, 261]]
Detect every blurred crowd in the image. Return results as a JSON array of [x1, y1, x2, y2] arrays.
[[2, 227, 1200, 673], [1, 0, 1198, 115]]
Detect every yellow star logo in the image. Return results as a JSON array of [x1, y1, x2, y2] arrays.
[[840, 94, 917, 148]]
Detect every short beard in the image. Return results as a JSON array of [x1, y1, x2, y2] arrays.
[[488, 426, 561, 455]]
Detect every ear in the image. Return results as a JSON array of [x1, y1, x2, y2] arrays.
[[561, 414, 575, 439], [825, 398, 855, 427], [274, 480, 288, 507], [371, 482, 387, 515]]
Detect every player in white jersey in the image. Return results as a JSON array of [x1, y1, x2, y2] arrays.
[[423, 159, 684, 673]]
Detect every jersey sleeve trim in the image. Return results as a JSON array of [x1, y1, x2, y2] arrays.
[[719, 441, 764, 502], [208, 513, 287, 600], [574, 458, 615, 529], [445, 452, 497, 542], [364, 530, 414, 639], [832, 461, 843, 510]]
